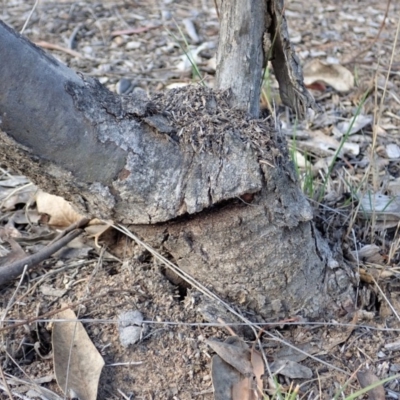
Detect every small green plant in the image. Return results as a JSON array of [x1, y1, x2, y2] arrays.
[[165, 23, 205, 86], [318, 90, 369, 202], [334, 373, 400, 400], [302, 154, 315, 198], [353, 65, 360, 87], [264, 377, 300, 400], [289, 128, 315, 199], [261, 65, 273, 113]]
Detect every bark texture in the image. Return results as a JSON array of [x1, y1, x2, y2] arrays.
[[132, 165, 354, 319], [0, 13, 355, 320], [215, 0, 266, 117], [0, 21, 262, 224]]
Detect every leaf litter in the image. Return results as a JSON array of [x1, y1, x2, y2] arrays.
[[1, 0, 400, 398]]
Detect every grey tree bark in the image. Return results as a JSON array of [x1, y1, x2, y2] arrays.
[[0, 0, 355, 320]]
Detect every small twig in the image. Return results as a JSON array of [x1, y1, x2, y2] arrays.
[[20, 0, 39, 34], [35, 40, 84, 59], [68, 23, 83, 50], [110, 25, 160, 37], [342, 0, 391, 65], [0, 218, 90, 286], [213, 0, 220, 20], [48, 217, 90, 244], [0, 362, 13, 400], [216, 317, 237, 336], [372, 276, 400, 323], [1, 265, 28, 325]]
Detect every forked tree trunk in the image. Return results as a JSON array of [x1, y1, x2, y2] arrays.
[[0, 0, 355, 320]]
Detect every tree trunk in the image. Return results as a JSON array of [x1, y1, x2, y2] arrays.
[[0, 1, 355, 320]]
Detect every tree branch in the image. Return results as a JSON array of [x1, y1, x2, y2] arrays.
[[0, 21, 264, 224]]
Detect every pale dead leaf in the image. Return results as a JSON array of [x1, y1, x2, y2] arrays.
[[386, 143, 400, 159], [250, 348, 264, 397], [312, 156, 334, 175], [36, 192, 108, 240], [334, 115, 373, 136], [166, 82, 190, 90], [0, 175, 30, 187], [232, 349, 264, 400], [351, 244, 384, 264], [0, 224, 22, 240], [0, 237, 26, 267], [291, 130, 359, 157], [36, 191, 84, 227], [357, 370, 385, 400], [269, 360, 312, 379], [175, 42, 214, 72], [53, 308, 104, 400], [385, 341, 400, 351], [8, 209, 41, 225], [387, 178, 400, 196], [303, 59, 354, 92], [207, 56, 216, 72], [85, 223, 113, 248], [40, 285, 67, 298], [182, 18, 200, 43], [232, 377, 254, 400], [359, 192, 400, 226], [0, 185, 36, 211], [290, 150, 308, 168], [4, 375, 62, 400], [276, 342, 319, 363], [322, 311, 359, 351]]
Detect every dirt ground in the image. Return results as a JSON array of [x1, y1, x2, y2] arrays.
[[2, 0, 400, 399]]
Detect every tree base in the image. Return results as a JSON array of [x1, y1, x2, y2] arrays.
[[132, 161, 356, 320]]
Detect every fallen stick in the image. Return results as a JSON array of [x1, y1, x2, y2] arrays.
[[0, 218, 90, 286]]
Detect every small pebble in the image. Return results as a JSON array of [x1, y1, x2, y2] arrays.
[[116, 78, 133, 95], [119, 326, 142, 348], [119, 310, 143, 328], [118, 310, 145, 347], [126, 41, 141, 50]]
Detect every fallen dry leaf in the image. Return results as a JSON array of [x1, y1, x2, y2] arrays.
[[358, 192, 400, 229], [0, 184, 36, 211], [303, 59, 354, 92], [269, 359, 312, 379], [357, 370, 385, 400], [212, 353, 245, 400], [291, 130, 359, 158], [36, 191, 110, 245], [250, 347, 264, 396], [36, 191, 84, 228], [53, 308, 104, 400], [351, 244, 385, 264], [209, 337, 264, 400], [232, 377, 255, 400], [0, 237, 26, 267], [334, 114, 373, 137], [207, 338, 254, 378]]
